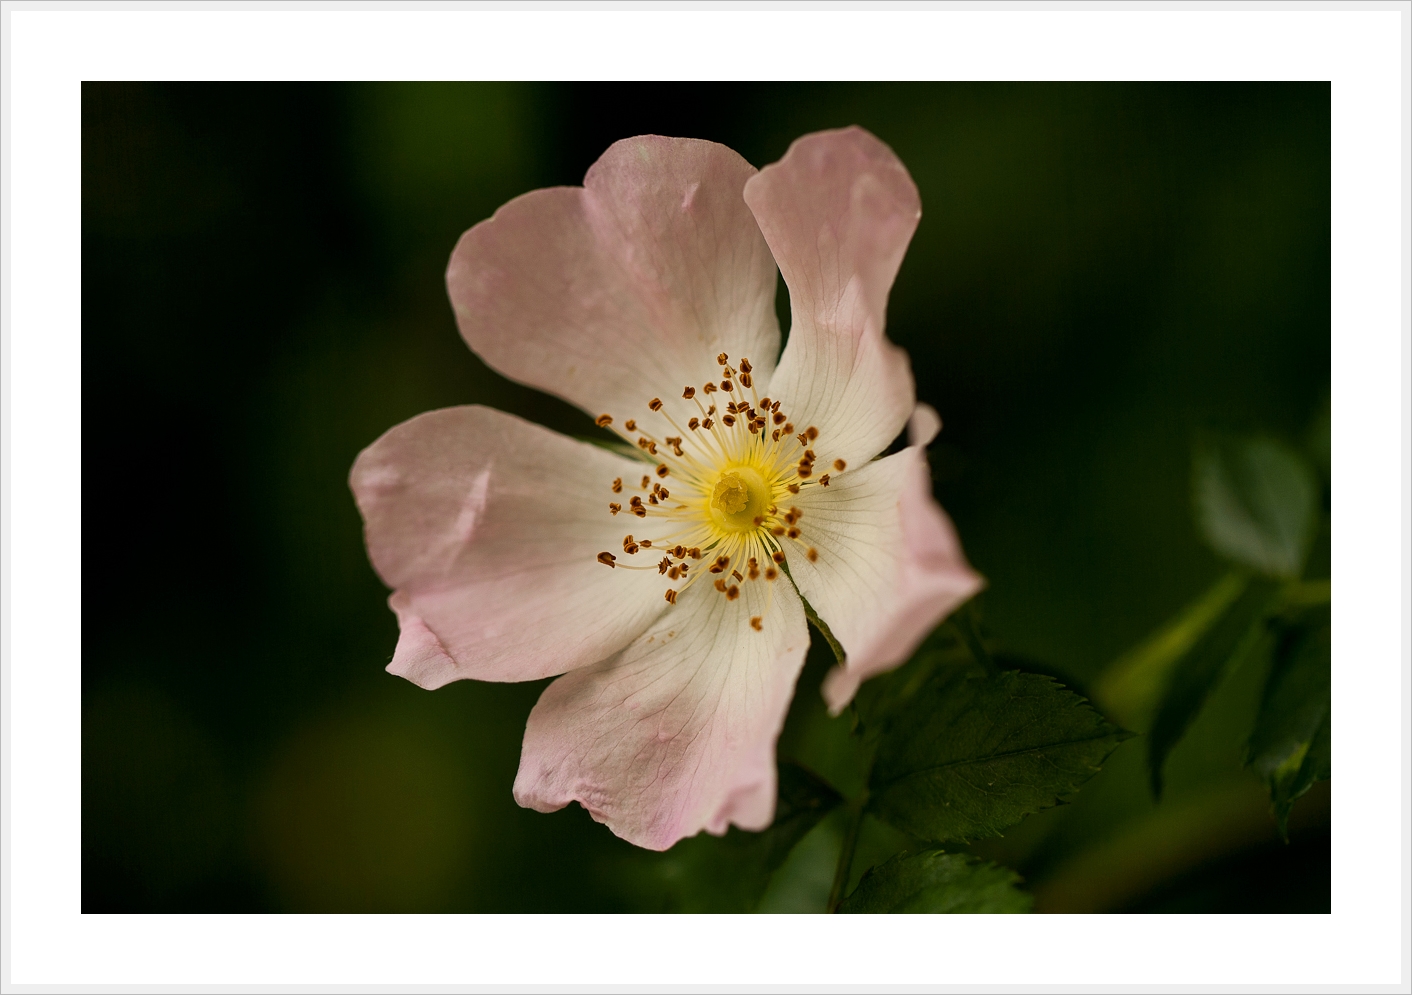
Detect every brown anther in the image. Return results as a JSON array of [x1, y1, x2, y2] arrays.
[[747, 559, 760, 580], [622, 535, 639, 553], [656, 464, 669, 478], [771, 400, 781, 411], [688, 548, 702, 559], [760, 397, 772, 408], [632, 506, 646, 518], [722, 415, 736, 427], [668, 566, 681, 580], [782, 422, 793, 434], [749, 616, 762, 631], [807, 548, 819, 562], [717, 352, 729, 365], [688, 417, 700, 430], [752, 516, 763, 527], [797, 433, 810, 446], [772, 430, 782, 442], [787, 483, 801, 494], [790, 507, 802, 519], [658, 557, 670, 574], [703, 418, 714, 430], [806, 427, 819, 440], [707, 405, 717, 415], [665, 589, 677, 604], [797, 466, 812, 479], [597, 552, 617, 567], [726, 586, 740, 601], [721, 380, 734, 392], [641, 476, 650, 489], [765, 566, 778, 581], [771, 526, 786, 537], [725, 401, 737, 414], [772, 550, 785, 564], [714, 579, 728, 592], [637, 437, 651, 450], [787, 527, 800, 539], [804, 449, 816, 461], [659, 488, 670, 500], [648, 494, 658, 505], [629, 495, 643, 507], [672, 545, 685, 558], [833, 459, 847, 471], [819, 474, 830, 487], [648, 398, 663, 411], [624, 419, 637, 431], [740, 372, 753, 388], [648, 442, 658, 455], [612, 477, 623, 493], [640, 539, 652, 548], [609, 503, 621, 515], [624, 541, 640, 555], [739, 358, 752, 373], [596, 414, 613, 427], [702, 382, 717, 394], [682, 386, 696, 399], [731, 569, 743, 582]]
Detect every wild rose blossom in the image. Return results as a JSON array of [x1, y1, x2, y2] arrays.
[[350, 127, 982, 850]]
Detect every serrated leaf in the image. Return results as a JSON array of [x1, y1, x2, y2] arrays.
[[838, 849, 1031, 913], [638, 762, 841, 912], [1247, 605, 1330, 838], [867, 665, 1128, 843], [1194, 435, 1316, 579], [1147, 577, 1280, 797]]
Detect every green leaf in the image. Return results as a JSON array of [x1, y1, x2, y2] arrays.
[[1247, 605, 1330, 838], [1091, 570, 1250, 732], [867, 664, 1128, 843], [1194, 435, 1317, 579], [1146, 576, 1280, 797], [639, 762, 841, 912], [838, 850, 1032, 913]]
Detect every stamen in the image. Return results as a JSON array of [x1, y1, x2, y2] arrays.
[[807, 548, 818, 562], [749, 616, 762, 631], [764, 566, 778, 581], [725, 585, 740, 601], [721, 380, 733, 392], [648, 398, 663, 411], [683, 386, 696, 399], [739, 358, 752, 373], [623, 536, 640, 554], [597, 552, 617, 567], [702, 382, 717, 395], [833, 459, 846, 471], [665, 589, 677, 603], [717, 352, 729, 365], [612, 477, 622, 493], [731, 569, 744, 582], [609, 503, 621, 515], [656, 464, 670, 478], [658, 557, 670, 574], [806, 427, 819, 440], [624, 419, 637, 431], [596, 414, 613, 427], [739, 372, 753, 388], [819, 474, 830, 487], [688, 417, 700, 430], [772, 551, 785, 564], [640, 476, 650, 489]]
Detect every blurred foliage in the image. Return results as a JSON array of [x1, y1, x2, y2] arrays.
[[83, 82, 1329, 911]]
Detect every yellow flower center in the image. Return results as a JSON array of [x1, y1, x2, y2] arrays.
[[590, 352, 847, 629], [710, 466, 770, 532]]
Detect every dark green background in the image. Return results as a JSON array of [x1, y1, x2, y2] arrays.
[[83, 83, 1329, 912]]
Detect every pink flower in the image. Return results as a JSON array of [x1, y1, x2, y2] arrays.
[[349, 127, 982, 851]]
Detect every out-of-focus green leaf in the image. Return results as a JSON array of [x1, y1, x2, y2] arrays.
[[1194, 435, 1317, 579], [867, 665, 1128, 843], [1146, 577, 1281, 797], [838, 850, 1032, 913], [641, 762, 841, 912], [1247, 605, 1330, 838], [1092, 570, 1250, 732]]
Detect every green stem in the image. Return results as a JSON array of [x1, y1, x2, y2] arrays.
[[826, 799, 866, 913]]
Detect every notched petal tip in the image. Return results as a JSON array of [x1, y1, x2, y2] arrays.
[[385, 598, 461, 690]]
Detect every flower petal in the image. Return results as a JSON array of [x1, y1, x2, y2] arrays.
[[787, 444, 984, 714], [743, 126, 920, 466], [446, 136, 780, 438], [513, 570, 810, 850], [349, 405, 670, 688]]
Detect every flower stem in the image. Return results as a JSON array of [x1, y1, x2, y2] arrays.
[[826, 799, 866, 913]]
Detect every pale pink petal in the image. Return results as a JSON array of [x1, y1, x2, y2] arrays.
[[349, 405, 671, 688], [513, 570, 810, 850], [743, 127, 920, 467], [787, 445, 984, 714], [447, 136, 780, 441]]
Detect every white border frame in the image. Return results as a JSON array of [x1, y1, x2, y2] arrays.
[[3, 2, 1408, 991]]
